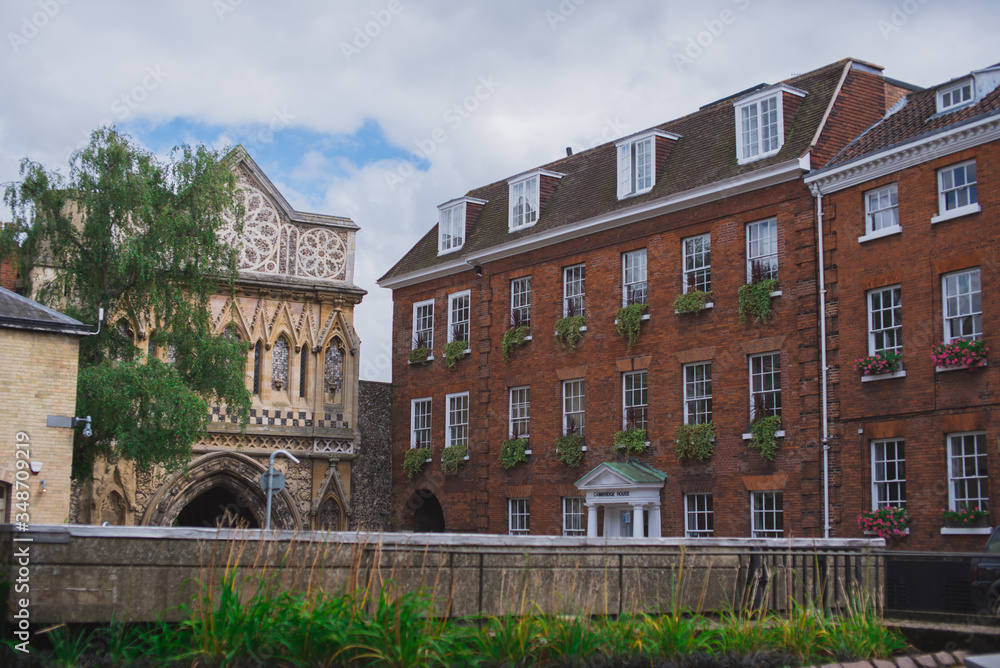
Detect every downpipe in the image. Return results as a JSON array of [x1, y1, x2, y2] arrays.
[[810, 183, 832, 539]]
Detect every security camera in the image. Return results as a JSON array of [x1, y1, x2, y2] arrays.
[[82, 423, 93, 438]]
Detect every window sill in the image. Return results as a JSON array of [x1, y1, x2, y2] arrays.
[[770, 290, 782, 298], [742, 430, 786, 440], [941, 526, 991, 535], [858, 227, 901, 244], [524, 449, 532, 456], [444, 445, 470, 461], [675, 303, 714, 315], [861, 369, 907, 382], [615, 441, 651, 450], [407, 355, 434, 366], [864, 528, 910, 536], [614, 313, 651, 324], [523, 335, 532, 341], [931, 203, 981, 224], [936, 361, 988, 372]]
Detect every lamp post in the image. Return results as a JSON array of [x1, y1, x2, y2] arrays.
[[262, 449, 300, 531]]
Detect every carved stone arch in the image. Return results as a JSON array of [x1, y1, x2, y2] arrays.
[[310, 459, 351, 530], [271, 332, 292, 392], [99, 489, 128, 526], [296, 303, 318, 353], [140, 452, 302, 530], [268, 302, 299, 348], [216, 299, 252, 341]]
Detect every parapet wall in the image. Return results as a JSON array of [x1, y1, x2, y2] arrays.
[[2, 525, 884, 624]]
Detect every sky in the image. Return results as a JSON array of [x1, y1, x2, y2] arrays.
[[1, 0, 997, 383]]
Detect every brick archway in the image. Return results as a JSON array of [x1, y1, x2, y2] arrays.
[[140, 452, 302, 530]]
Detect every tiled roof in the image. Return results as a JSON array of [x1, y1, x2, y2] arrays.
[[823, 70, 1000, 169], [380, 60, 851, 284], [575, 460, 669, 486], [0, 286, 91, 335]]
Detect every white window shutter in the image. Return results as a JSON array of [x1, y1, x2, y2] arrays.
[[617, 143, 632, 199]]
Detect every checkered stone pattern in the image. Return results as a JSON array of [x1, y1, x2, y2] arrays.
[[208, 406, 315, 427]]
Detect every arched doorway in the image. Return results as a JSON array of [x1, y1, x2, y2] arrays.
[[175, 486, 260, 528], [403, 489, 445, 533]]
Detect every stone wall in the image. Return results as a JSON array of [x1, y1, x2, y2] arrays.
[[1, 525, 884, 624], [352, 380, 393, 531]]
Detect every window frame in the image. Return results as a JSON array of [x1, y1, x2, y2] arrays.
[[942, 268, 983, 342], [749, 352, 781, 419], [947, 432, 989, 512], [863, 184, 900, 237], [867, 285, 902, 357], [508, 498, 530, 536], [438, 201, 466, 254], [683, 233, 711, 293], [622, 370, 648, 431], [563, 264, 586, 317], [683, 361, 712, 425], [562, 497, 585, 536], [734, 86, 802, 165], [684, 493, 714, 538], [871, 439, 906, 510], [445, 392, 469, 449], [508, 385, 530, 439], [412, 299, 434, 351], [616, 135, 654, 199], [410, 397, 432, 449], [510, 276, 532, 329], [447, 290, 471, 344], [937, 79, 974, 113], [746, 218, 778, 282], [750, 491, 784, 538], [935, 160, 979, 220], [508, 176, 539, 231], [622, 248, 648, 306], [562, 379, 585, 437]]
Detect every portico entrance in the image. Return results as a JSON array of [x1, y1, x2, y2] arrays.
[[575, 461, 667, 538]]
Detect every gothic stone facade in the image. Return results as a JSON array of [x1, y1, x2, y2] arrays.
[[71, 150, 368, 531]]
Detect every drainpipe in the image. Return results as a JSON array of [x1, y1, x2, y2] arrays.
[[809, 183, 831, 539]]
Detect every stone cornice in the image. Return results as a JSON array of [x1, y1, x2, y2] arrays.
[[806, 113, 1000, 194]]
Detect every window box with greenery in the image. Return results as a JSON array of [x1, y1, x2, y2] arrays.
[[942, 505, 989, 529], [443, 326, 470, 370], [745, 394, 782, 461], [857, 506, 910, 540], [499, 435, 530, 470], [614, 408, 648, 456], [737, 261, 778, 325], [674, 422, 715, 462], [408, 332, 432, 365], [554, 301, 586, 351], [402, 444, 432, 480], [932, 339, 989, 371], [674, 273, 713, 315], [615, 300, 647, 352], [440, 443, 468, 475], [501, 311, 530, 363], [556, 418, 585, 467], [855, 351, 903, 380]]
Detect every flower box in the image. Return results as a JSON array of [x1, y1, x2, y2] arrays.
[[857, 506, 910, 540], [931, 339, 988, 370], [853, 351, 901, 377]]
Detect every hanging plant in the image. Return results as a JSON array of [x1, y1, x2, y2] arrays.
[[673, 290, 712, 315], [501, 311, 530, 363], [409, 332, 431, 365], [554, 300, 586, 350], [748, 394, 781, 461], [402, 447, 431, 479], [499, 437, 529, 469], [614, 407, 647, 456], [737, 261, 778, 325], [615, 302, 647, 352], [443, 341, 468, 370], [441, 443, 468, 475], [674, 422, 715, 461], [556, 418, 584, 467]]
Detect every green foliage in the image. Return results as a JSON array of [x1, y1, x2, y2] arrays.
[[408, 346, 430, 365], [441, 443, 468, 475], [749, 415, 782, 461], [554, 314, 586, 350], [673, 290, 712, 314], [674, 422, 716, 461], [737, 278, 778, 324], [501, 324, 529, 363], [555, 432, 584, 467], [614, 427, 647, 456], [443, 339, 468, 370], [402, 448, 430, 479], [498, 437, 529, 469], [1, 128, 251, 478], [615, 302, 647, 352]]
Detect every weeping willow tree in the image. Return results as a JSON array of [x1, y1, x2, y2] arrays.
[[1, 127, 252, 478]]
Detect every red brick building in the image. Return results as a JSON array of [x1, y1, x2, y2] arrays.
[[378, 59, 915, 539], [805, 64, 1000, 550]]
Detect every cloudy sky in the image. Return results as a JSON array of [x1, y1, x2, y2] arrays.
[[1, 0, 997, 382]]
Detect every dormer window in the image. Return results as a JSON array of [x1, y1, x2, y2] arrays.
[[438, 201, 465, 254], [734, 85, 805, 165], [616, 130, 680, 200], [509, 176, 538, 231], [937, 79, 974, 113]]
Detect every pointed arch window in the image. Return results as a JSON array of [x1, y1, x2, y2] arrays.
[[324, 344, 343, 395], [253, 341, 262, 395], [299, 348, 308, 398], [272, 336, 290, 391]]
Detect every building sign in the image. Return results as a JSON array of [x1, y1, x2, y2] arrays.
[[593, 490, 630, 497]]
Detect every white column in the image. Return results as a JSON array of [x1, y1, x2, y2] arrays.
[[648, 504, 661, 538], [632, 504, 645, 538], [587, 504, 598, 538]]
